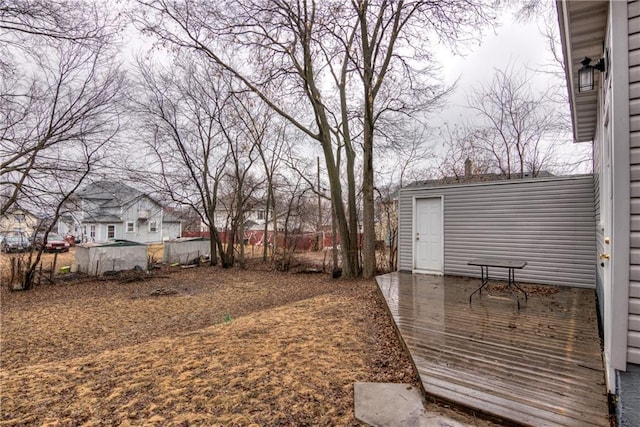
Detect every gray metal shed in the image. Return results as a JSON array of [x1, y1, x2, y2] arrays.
[[398, 175, 596, 287], [162, 237, 210, 264], [75, 240, 148, 275]]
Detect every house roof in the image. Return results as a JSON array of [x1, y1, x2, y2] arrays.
[[556, 0, 608, 143], [1, 206, 39, 219], [163, 211, 182, 223], [78, 181, 183, 224], [87, 215, 122, 223], [77, 181, 145, 206]]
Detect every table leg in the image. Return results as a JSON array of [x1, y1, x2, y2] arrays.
[[469, 265, 489, 303], [507, 268, 520, 309], [509, 268, 528, 300], [504, 268, 528, 310]]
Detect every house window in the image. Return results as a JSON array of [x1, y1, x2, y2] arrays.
[[257, 210, 265, 220], [107, 225, 115, 239], [149, 220, 158, 233], [90, 225, 96, 239], [126, 221, 135, 233]]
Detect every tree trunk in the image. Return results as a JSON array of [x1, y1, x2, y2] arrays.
[[208, 225, 218, 266], [362, 136, 376, 278], [262, 200, 270, 262]]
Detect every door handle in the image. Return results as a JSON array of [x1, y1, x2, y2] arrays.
[[416, 233, 419, 241], [599, 253, 610, 260]]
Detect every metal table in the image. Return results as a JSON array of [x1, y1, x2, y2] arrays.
[[468, 258, 528, 309]]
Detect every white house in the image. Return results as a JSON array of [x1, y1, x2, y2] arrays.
[[0, 207, 40, 237], [557, 1, 639, 424], [74, 181, 182, 244]]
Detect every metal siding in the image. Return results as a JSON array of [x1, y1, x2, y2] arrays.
[[631, 0, 640, 20], [632, 180, 640, 199], [630, 314, 640, 330], [631, 260, 640, 278], [630, 82, 640, 99], [631, 66, 640, 85], [632, 164, 640, 183], [631, 282, 640, 297], [631, 32, 640, 51], [632, 98, 640, 116], [630, 7, 640, 365], [397, 193, 413, 271], [398, 176, 596, 287], [633, 151, 640, 178], [594, 140, 604, 303]]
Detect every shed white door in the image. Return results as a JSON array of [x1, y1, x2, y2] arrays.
[[414, 198, 443, 273]]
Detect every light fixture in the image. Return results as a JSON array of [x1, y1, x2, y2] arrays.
[[578, 56, 606, 92]]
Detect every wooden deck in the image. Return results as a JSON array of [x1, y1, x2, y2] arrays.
[[375, 272, 610, 427]]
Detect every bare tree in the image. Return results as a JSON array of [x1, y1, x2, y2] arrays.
[[352, 0, 490, 277], [1, 42, 123, 214], [466, 65, 564, 178], [132, 57, 234, 266], [373, 127, 435, 272], [133, 0, 494, 279], [1, 0, 123, 215], [436, 124, 494, 179], [0, 13, 124, 288], [218, 92, 264, 269], [272, 173, 316, 272], [0, 0, 110, 42], [511, 1, 591, 174], [241, 105, 287, 263], [1, 0, 123, 284]]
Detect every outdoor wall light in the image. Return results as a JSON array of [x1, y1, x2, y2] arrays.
[[578, 56, 606, 92]]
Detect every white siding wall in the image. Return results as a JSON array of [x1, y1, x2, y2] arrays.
[[163, 222, 182, 241], [76, 243, 148, 275], [398, 176, 596, 288], [594, 123, 605, 318], [120, 198, 171, 244], [628, 0, 640, 364]]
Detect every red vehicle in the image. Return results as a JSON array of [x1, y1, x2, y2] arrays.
[[33, 233, 70, 253]]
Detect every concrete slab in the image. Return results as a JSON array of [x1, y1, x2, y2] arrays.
[[354, 382, 470, 427]]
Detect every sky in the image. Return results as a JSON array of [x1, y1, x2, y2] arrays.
[[119, 2, 591, 177], [434, 13, 554, 124], [429, 7, 592, 174]]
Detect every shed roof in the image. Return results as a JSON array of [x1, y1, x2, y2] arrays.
[[405, 171, 555, 189], [78, 239, 146, 248], [164, 237, 209, 243]]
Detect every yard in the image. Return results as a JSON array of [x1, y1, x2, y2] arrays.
[[0, 253, 494, 426]]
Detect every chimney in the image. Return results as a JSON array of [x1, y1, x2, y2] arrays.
[[464, 158, 472, 178]]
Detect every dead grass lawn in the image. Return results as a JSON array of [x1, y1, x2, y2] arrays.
[[1, 261, 493, 426]]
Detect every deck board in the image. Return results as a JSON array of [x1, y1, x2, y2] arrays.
[[376, 272, 609, 427]]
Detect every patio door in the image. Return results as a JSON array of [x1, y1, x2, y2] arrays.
[[414, 197, 443, 274]]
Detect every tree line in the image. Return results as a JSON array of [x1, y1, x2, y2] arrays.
[[1, 0, 584, 287]]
